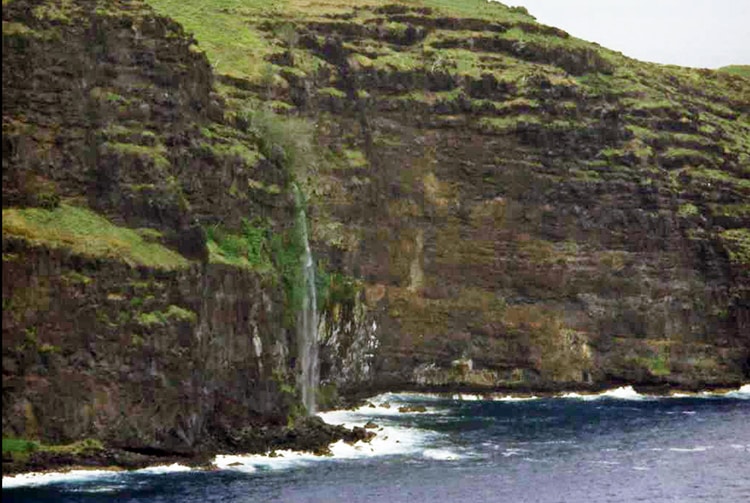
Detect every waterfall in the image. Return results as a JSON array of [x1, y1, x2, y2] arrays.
[[293, 184, 319, 415]]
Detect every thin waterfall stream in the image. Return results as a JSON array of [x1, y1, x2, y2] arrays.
[[293, 183, 319, 415]]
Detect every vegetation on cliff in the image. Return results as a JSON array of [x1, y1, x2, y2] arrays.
[[141, 0, 749, 385], [2, 0, 748, 471], [2, 205, 189, 269]]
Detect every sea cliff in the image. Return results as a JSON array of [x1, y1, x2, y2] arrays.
[[3, 0, 748, 471]]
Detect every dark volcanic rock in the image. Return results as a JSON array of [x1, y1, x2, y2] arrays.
[[2, 0, 749, 475], [226, 416, 375, 456]]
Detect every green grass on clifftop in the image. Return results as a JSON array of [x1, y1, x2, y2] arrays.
[[145, 0, 537, 81], [147, 0, 274, 80], [2, 204, 189, 270], [2, 437, 39, 454], [719, 65, 750, 78], [2, 437, 104, 462]]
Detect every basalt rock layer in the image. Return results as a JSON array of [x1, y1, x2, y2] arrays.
[[3, 0, 749, 460]]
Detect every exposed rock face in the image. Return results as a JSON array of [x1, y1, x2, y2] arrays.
[[2, 0, 374, 455], [271, 3, 750, 393], [2, 239, 291, 451], [2, 0, 749, 458]]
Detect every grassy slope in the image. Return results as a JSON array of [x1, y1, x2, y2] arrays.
[[719, 65, 750, 78], [2, 205, 189, 270], [3, 0, 748, 269], [144, 0, 750, 265]]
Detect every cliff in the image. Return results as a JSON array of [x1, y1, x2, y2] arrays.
[[3, 0, 749, 461]]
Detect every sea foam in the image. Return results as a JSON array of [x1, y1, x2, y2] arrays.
[[1, 463, 194, 489], [212, 402, 441, 472], [724, 384, 750, 399], [2, 469, 121, 489], [421, 448, 465, 461], [559, 386, 646, 401]]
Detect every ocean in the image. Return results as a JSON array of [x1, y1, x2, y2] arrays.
[[4, 385, 749, 502]]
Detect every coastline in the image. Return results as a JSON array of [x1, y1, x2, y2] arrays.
[[4, 383, 748, 485]]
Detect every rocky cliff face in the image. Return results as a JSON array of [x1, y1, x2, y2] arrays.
[[2, 0, 374, 452], [3, 0, 749, 454]]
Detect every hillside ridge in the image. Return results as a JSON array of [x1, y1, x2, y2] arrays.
[[2, 0, 748, 470]]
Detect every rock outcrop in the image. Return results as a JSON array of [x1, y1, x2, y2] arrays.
[[3, 0, 749, 463]]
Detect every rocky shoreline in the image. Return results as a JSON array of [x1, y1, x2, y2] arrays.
[[6, 382, 747, 478], [2, 416, 375, 477]]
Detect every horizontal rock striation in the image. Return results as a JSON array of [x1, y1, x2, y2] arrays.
[[2, 0, 749, 467]]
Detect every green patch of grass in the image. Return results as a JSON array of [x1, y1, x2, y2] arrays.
[[101, 142, 170, 171], [199, 139, 261, 166], [61, 270, 93, 285], [678, 203, 700, 218], [39, 343, 60, 354], [661, 148, 716, 166], [164, 305, 198, 323], [237, 106, 316, 179], [136, 311, 165, 327], [32, 0, 73, 23], [349, 53, 374, 69], [316, 268, 361, 312], [101, 124, 159, 145], [622, 97, 677, 112], [3, 437, 104, 461], [720, 228, 750, 266], [708, 204, 750, 219], [137, 305, 196, 327], [318, 87, 346, 98], [646, 353, 671, 376], [2, 21, 37, 36], [207, 218, 274, 272], [271, 225, 305, 327], [342, 148, 368, 168], [135, 228, 164, 243], [146, 0, 275, 81], [423, 47, 484, 77], [718, 65, 750, 78], [478, 115, 541, 133], [420, 0, 535, 22], [3, 438, 40, 454], [687, 168, 750, 189], [2, 204, 189, 270], [625, 124, 658, 141], [371, 47, 424, 72]]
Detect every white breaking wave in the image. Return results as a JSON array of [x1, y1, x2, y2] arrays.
[[213, 427, 433, 472], [451, 393, 485, 401], [559, 391, 587, 399], [367, 392, 446, 403], [600, 386, 646, 399], [559, 386, 646, 401], [134, 463, 193, 474], [560, 384, 750, 401], [1, 463, 195, 489], [421, 448, 465, 461], [322, 401, 444, 419], [668, 446, 712, 453], [2, 469, 123, 489], [212, 403, 442, 473], [493, 395, 539, 402], [501, 448, 528, 457], [724, 384, 750, 399]]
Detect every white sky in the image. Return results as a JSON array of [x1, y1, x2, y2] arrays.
[[502, 0, 750, 68]]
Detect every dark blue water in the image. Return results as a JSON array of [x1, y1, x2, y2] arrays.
[[4, 388, 750, 502]]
